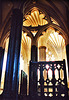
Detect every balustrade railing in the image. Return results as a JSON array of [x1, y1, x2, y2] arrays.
[[29, 59, 68, 97]]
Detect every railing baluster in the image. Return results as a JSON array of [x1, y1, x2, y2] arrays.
[[40, 64, 44, 96]]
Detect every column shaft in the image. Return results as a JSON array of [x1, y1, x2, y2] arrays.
[[39, 46, 46, 61], [3, 9, 23, 99], [0, 47, 4, 83], [31, 45, 38, 62]]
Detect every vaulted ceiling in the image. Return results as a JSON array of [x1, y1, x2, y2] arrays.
[[3, 1, 67, 62]]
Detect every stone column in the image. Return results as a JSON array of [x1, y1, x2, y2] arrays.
[[0, 47, 4, 83], [31, 45, 38, 62], [3, 9, 23, 99], [30, 45, 38, 96], [39, 46, 46, 61]]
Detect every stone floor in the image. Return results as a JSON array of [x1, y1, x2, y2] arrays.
[[0, 95, 69, 100]]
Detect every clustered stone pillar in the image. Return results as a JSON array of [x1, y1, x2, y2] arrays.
[[30, 45, 38, 96], [3, 9, 23, 99], [39, 46, 46, 61], [0, 47, 4, 83], [31, 45, 38, 62]]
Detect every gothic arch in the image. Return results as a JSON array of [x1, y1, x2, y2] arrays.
[[35, 23, 68, 45], [21, 1, 69, 46], [0, 0, 69, 48]]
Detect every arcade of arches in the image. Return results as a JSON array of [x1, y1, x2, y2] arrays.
[[0, 0, 69, 98]]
